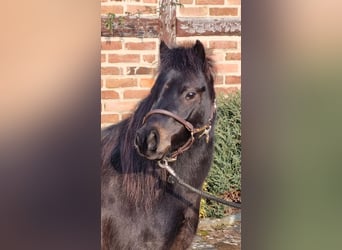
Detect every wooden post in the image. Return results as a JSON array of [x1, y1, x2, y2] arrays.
[[100, 2, 241, 39], [177, 17, 241, 37], [159, 0, 177, 47]]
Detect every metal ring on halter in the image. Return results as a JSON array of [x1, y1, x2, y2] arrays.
[[157, 159, 168, 168]]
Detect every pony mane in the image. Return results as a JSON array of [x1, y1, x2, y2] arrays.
[[111, 42, 215, 208]]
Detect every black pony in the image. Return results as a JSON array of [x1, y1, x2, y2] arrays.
[[101, 40, 216, 250]]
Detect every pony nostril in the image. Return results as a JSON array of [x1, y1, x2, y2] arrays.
[[135, 129, 159, 156], [147, 130, 158, 152]]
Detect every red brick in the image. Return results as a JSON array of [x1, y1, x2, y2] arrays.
[[101, 67, 122, 75], [225, 75, 241, 84], [101, 41, 122, 50], [101, 114, 120, 124], [140, 78, 155, 88], [215, 63, 239, 74], [227, 0, 241, 5], [106, 78, 137, 88], [196, 0, 224, 4], [108, 54, 140, 63], [142, 54, 156, 63], [101, 90, 120, 99], [104, 100, 138, 112], [180, 0, 193, 4], [209, 41, 238, 49], [138, 67, 156, 74], [127, 67, 155, 75], [209, 8, 238, 16], [125, 42, 156, 50], [126, 5, 156, 14], [101, 54, 106, 63], [226, 52, 241, 60], [124, 89, 150, 99], [101, 5, 124, 15], [143, 0, 158, 3], [214, 86, 239, 95], [179, 7, 208, 16], [122, 113, 133, 120]]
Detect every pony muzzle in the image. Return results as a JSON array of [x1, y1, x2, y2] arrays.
[[135, 127, 170, 160]]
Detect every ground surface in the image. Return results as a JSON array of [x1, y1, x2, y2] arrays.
[[191, 213, 241, 250]]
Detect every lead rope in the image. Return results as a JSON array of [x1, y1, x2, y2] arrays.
[[157, 159, 241, 209]]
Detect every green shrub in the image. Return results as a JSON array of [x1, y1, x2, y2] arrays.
[[199, 182, 208, 218], [202, 91, 241, 218]]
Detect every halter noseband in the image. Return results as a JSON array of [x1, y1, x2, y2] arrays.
[[142, 106, 215, 161]]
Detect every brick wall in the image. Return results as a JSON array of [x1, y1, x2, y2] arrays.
[[101, 0, 241, 127]]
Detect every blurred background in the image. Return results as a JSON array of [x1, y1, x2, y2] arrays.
[[1, 0, 342, 249]]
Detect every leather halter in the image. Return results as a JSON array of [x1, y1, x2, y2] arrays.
[[142, 106, 215, 161]]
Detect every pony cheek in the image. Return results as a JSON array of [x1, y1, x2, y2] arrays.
[[170, 126, 191, 150]]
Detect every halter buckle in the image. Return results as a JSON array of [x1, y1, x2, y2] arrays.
[[198, 125, 211, 143]]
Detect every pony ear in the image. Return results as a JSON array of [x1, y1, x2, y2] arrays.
[[193, 40, 206, 62], [159, 40, 169, 59]]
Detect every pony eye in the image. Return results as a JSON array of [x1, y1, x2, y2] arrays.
[[185, 92, 196, 100]]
